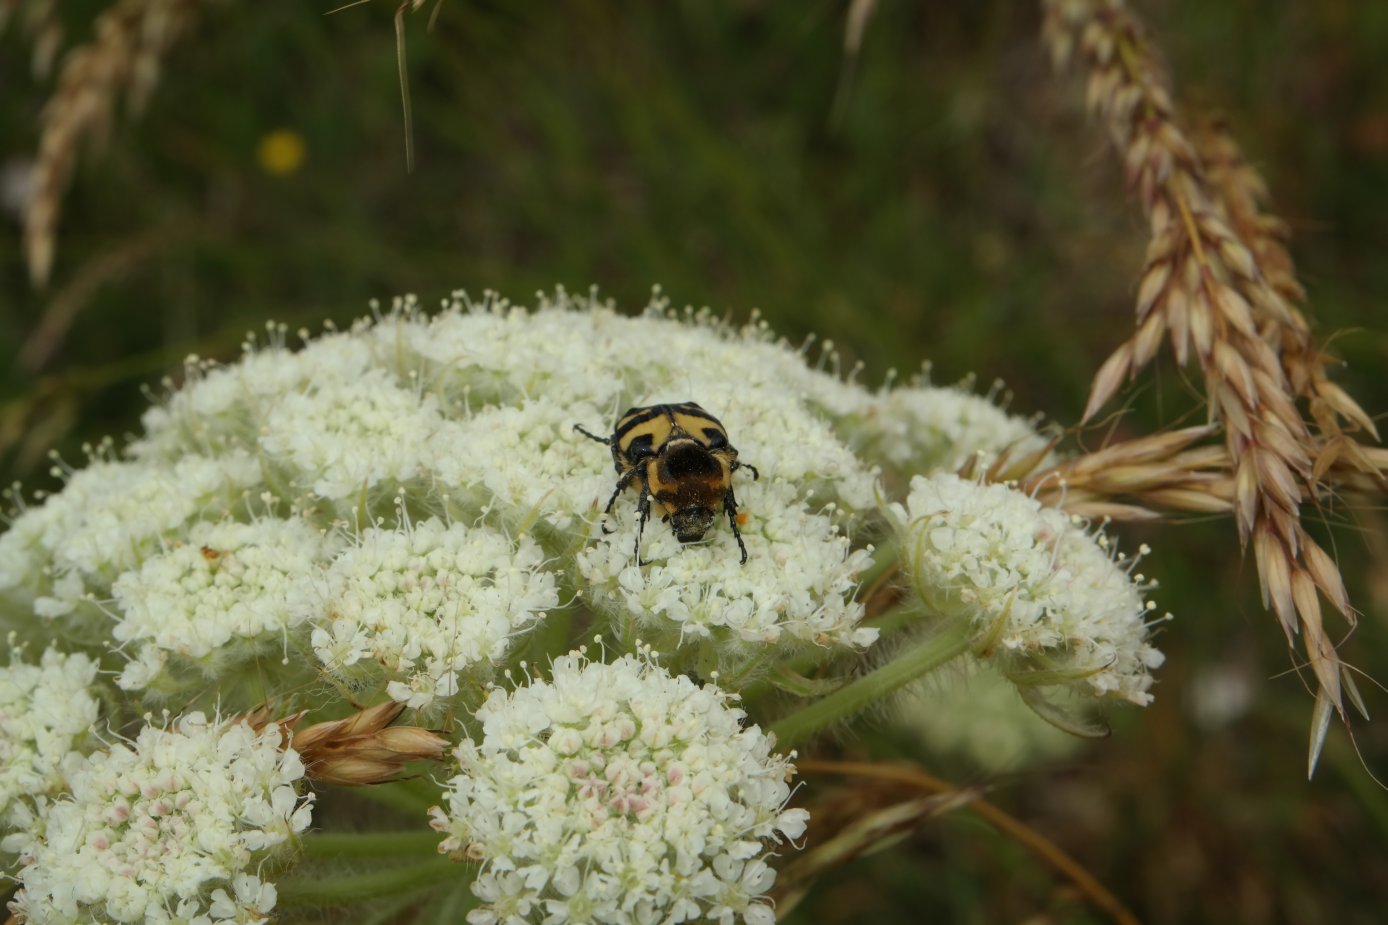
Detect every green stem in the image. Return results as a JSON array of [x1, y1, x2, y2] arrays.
[[769, 619, 973, 749], [740, 600, 930, 707], [855, 534, 901, 596], [346, 778, 438, 817], [864, 599, 930, 639], [276, 855, 461, 907], [301, 830, 443, 860]]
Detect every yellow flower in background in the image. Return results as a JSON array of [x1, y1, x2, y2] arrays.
[[256, 129, 306, 176]]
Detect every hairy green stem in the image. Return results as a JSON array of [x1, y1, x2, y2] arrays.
[[345, 778, 439, 817], [277, 855, 461, 907], [769, 618, 973, 749], [301, 830, 444, 860]]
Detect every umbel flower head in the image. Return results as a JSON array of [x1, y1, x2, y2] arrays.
[[893, 473, 1166, 709], [0, 643, 102, 829], [429, 649, 807, 925], [0, 289, 1170, 923], [4, 711, 313, 925]]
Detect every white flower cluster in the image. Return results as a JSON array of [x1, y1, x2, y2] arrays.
[[0, 647, 101, 828], [854, 383, 1051, 476], [112, 518, 332, 693], [895, 473, 1166, 705], [406, 300, 880, 655], [5, 712, 313, 925], [576, 477, 875, 651], [312, 518, 558, 710], [0, 453, 262, 622], [429, 652, 807, 925]]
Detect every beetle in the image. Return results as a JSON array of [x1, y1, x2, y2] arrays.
[[575, 401, 759, 565]]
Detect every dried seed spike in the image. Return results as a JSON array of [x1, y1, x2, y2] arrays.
[[1045, 0, 1384, 748], [23, 0, 198, 287]]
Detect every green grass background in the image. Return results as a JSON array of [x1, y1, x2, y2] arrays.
[[3, 2, 1388, 923]]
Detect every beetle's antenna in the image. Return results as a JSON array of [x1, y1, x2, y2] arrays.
[[573, 423, 610, 445]]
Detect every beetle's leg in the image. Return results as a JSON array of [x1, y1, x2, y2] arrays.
[[635, 486, 653, 567], [724, 489, 750, 565], [597, 468, 639, 535], [573, 423, 611, 445], [732, 460, 760, 481]]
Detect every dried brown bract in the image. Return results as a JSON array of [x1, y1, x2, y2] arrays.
[[1042, 0, 1380, 771], [23, 0, 198, 287], [288, 701, 450, 787]]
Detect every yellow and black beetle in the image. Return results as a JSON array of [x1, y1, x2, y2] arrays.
[[575, 401, 759, 564]]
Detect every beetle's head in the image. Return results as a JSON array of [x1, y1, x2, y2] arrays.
[[668, 505, 716, 543]]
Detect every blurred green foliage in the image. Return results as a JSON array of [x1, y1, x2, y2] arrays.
[[2, 1, 1388, 923]]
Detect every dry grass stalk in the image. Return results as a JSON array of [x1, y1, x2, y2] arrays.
[[23, 0, 198, 287], [1041, 0, 1379, 766], [786, 760, 1141, 925]]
